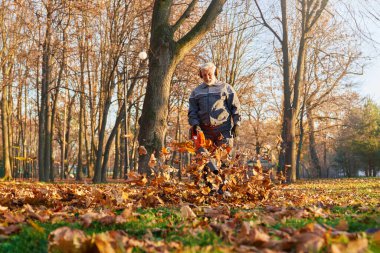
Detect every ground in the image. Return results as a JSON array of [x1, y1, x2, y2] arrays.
[[0, 176, 379, 252]]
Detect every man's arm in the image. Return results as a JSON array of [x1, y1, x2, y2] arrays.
[[227, 84, 241, 126], [188, 90, 201, 126]]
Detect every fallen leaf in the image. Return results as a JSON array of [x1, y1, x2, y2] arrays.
[[180, 205, 197, 219], [93, 233, 116, 253], [335, 219, 349, 231], [294, 232, 325, 253], [373, 230, 380, 245], [0, 224, 21, 235], [48, 226, 90, 253]]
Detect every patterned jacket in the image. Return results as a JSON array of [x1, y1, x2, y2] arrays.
[[188, 81, 241, 130]]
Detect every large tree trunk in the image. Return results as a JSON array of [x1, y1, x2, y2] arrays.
[[138, 49, 176, 175], [279, 0, 294, 182], [1, 67, 12, 180], [39, 2, 52, 182]]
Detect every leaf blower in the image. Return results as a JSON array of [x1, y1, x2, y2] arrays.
[[190, 126, 219, 175]]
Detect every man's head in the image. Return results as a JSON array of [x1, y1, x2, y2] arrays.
[[199, 62, 218, 85]]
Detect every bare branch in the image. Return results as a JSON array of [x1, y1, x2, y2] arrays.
[[172, 0, 198, 32], [253, 0, 283, 43]]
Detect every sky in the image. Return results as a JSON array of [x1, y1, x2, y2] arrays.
[[349, 1, 380, 104], [356, 56, 380, 104]]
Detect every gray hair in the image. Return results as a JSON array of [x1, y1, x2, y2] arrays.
[[199, 62, 216, 72]]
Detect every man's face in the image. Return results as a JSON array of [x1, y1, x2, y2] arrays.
[[201, 68, 215, 84]]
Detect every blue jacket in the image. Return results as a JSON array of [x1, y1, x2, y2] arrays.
[[188, 81, 241, 130]]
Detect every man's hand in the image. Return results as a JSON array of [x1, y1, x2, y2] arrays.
[[231, 125, 239, 138], [193, 125, 202, 135]]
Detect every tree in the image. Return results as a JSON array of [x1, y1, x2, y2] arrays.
[[138, 0, 227, 175], [350, 99, 380, 176], [254, 0, 329, 182], [0, 1, 30, 180], [333, 99, 380, 177], [296, 12, 361, 178]]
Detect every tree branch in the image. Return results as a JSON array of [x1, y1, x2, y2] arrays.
[[176, 0, 227, 56], [172, 0, 198, 32], [307, 0, 328, 31], [253, 0, 283, 43]]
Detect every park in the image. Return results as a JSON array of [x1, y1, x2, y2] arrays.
[[0, 0, 379, 252]]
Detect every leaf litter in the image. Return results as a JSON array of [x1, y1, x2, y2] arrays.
[[0, 149, 378, 252]]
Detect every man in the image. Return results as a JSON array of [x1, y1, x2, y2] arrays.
[[188, 62, 241, 194], [188, 62, 241, 148]]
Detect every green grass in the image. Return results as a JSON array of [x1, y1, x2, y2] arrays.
[[270, 206, 380, 233]]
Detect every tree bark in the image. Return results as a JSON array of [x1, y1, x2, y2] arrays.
[[39, 1, 52, 182], [1, 66, 12, 180]]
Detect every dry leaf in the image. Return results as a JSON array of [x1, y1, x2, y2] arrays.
[[372, 230, 380, 245], [48, 226, 89, 253], [138, 146, 148, 155], [180, 205, 197, 219], [335, 219, 349, 231], [148, 153, 157, 168], [294, 233, 325, 253], [93, 233, 117, 253]]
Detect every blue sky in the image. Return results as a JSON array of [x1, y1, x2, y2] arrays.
[[350, 1, 380, 104], [356, 56, 380, 104]]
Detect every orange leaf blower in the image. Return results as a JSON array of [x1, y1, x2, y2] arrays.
[[189, 126, 219, 175]]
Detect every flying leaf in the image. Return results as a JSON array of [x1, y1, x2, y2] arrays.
[[138, 146, 147, 155]]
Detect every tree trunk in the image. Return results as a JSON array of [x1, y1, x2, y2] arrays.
[[307, 106, 322, 177], [77, 38, 85, 181], [113, 125, 120, 179], [39, 2, 52, 182], [1, 70, 12, 180], [279, 0, 293, 182], [100, 102, 126, 182], [61, 87, 68, 179], [296, 102, 305, 179]]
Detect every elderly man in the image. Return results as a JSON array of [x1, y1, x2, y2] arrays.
[[188, 62, 241, 194], [188, 62, 241, 148]]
